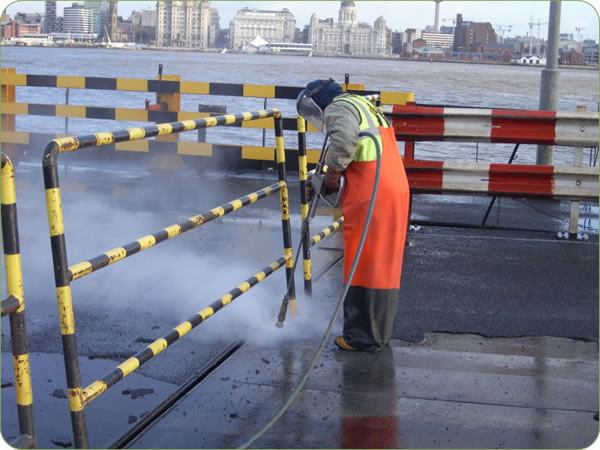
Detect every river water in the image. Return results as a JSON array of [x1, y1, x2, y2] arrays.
[[1, 46, 598, 165]]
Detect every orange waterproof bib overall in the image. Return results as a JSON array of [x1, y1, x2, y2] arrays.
[[338, 98, 410, 351]]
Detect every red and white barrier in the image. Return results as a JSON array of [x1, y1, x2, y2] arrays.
[[391, 106, 599, 147], [404, 160, 598, 201]]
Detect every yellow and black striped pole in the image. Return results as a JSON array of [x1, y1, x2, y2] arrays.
[[274, 114, 297, 323], [80, 256, 289, 405], [42, 144, 89, 448], [297, 116, 313, 297], [1, 154, 36, 449]]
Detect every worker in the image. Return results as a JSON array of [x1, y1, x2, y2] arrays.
[[296, 79, 410, 352]]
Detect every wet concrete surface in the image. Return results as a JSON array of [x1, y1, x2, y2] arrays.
[[1, 159, 598, 448], [1, 352, 177, 449], [127, 333, 598, 449]]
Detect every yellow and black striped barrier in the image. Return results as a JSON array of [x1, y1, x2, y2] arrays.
[[42, 108, 295, 449], [2, 102, 309, 132], [1, 129, 322, 171], [310, 218, 344, 247], [81, 255, 289, 405], [68, 181, 284, 281], [2, 72, 305, 98], [1, 154, 36, 449], [2, 70, 415, 104], [2, 70, 416, 171]]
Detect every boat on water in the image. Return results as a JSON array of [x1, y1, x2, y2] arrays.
[[259, 42, 313, 57]]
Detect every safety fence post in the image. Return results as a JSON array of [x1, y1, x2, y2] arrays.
[[296, 116, 313, 297], [568, 105, 586, 239], [1, 154, 36, 449], [42, 142, 89, 449], [275, 114, 296, 315]]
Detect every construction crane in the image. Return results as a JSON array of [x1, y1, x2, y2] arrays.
[[495, 24, 513, 39], [528, 17, 548, 40], [527, 17, 548, 56]]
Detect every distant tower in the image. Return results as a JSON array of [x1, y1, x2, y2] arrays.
[[339, 1, 357, 26], [44, 1, 57, 33], [433, 1, 441, 32], [106, 1, 118, 42]]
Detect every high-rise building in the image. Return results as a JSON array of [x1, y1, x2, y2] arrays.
[[63, 3, 93, 35], [453, 13, 497, 52], [44, 1, 57, 33], [230, 7, 295, 49], [157, 0, 211, 48], [308, 2, 390, 56], [208, 8, 220, 48], [84, 1, 110, 36], [582, 39, 599, 66]]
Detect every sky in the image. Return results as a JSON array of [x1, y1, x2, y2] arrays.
[[2, 0, 599, 41]]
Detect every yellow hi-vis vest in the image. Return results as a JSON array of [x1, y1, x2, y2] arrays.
[[333, 94, 391, 163]]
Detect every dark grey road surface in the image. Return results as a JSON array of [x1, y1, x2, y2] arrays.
[[1, 161, 597, 448]]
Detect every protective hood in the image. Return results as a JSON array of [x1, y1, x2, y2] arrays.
[[296, 78, 343, 132]]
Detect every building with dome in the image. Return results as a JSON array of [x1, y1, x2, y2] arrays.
[[307, 1, 391, 56]]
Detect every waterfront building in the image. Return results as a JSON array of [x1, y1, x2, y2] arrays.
[[582, 40, 599, 66], [13, 12, 43, 24], [1, 16, 43, 39], [559, 49, 585, 65], [395, 28, 422, 54], [63, 3, 93, 35], [421, 31, 454, 50], [208, 8, 220, 48], [84, 1, 110, 38], [230, 7, 295, 50], [44, 1, 57, 33], [127, 9, 157, 44], [308, 1, 390, 57], [157, 0, 211, 48], [453, 13, 497, 52], [474, 43, 515, 62], [519, 54, 546, 65]]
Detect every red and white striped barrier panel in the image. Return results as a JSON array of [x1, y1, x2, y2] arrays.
[[404, 160, 598, 201], [391, 106, 599, 147]]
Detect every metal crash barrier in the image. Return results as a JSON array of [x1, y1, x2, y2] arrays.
[[1, 154, 36, 449], [41, 109, 295, 448], [389, 105, 599, 201]]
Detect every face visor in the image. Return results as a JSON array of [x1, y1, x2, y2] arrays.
[[296, 90, 325, 132], [296, 78, 335, 132]]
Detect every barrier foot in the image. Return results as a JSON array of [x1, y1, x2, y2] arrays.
[[557, 231, 589, 241]]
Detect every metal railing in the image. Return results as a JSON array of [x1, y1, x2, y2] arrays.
[[1, 154, 36, 449], [1, 68, 415, 167], [41, 109, 295, 448]]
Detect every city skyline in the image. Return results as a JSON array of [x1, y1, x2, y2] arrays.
[[2, 0, 599, 41]]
